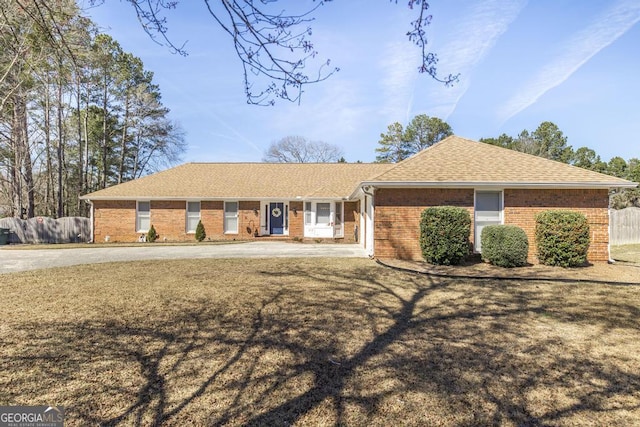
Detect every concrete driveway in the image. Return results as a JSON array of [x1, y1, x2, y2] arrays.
[[0, 242, 367, 274]]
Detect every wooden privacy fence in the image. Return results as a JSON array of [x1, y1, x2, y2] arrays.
[[0, 217, 91, 244], [610, 207, 640, 245]]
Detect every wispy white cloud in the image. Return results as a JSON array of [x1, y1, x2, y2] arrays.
[[420, 0, 527, 120], [498, 0, 640, 123], [268, 77, 374, 146], [380, 39, 420, 123]]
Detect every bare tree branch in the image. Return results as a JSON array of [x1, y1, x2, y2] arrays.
[[101, 0, 457, 105], [402, 0, 458, 85]]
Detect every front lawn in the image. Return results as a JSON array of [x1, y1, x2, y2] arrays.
[[1, 259, 639, 426], [612, 243, 640, 264]]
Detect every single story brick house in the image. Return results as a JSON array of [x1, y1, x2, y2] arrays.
[[81, 136, 637, 263]]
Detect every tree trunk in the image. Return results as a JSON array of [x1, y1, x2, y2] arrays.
[[44, 75, 53, 216], [56, 72, 64, 218], [82, 89, 90, 193], [101, 74, 108, 189], [118, 94, 129, 184], [76, 75, 84, 215], [22, 106, 35, 219], [9, 96, 22, 218], [10, 91, 34, 218]]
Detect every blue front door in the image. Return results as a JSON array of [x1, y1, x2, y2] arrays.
[[269, 202, 284, 234]]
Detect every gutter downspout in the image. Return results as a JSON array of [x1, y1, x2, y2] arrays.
[[362, 185, 375, 258], [87, 199, 94, 243], [608, 207, 614, 264]]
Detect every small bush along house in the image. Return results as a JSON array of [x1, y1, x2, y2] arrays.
[[81, 136, 637, 263]]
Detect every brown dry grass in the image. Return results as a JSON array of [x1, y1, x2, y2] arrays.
[[382, 253, 640, 284], [612, 244, 640, 265], [1, 258, 639, 426]]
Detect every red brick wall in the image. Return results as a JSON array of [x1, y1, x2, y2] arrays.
[[374, 187, 611, 263], [194, 201, 261, 240], [93, 200, 137, 242], [148, 200, 186, 241], [92, 199, 362, 243], [343, 201, 359, 243], [289, 201, 304, 238], [239, 201, 261, 238], [92, 200, 261, 242], [201, 201, 224, 237], [504, 189, 610, 262], [374, 188, 474, 260]]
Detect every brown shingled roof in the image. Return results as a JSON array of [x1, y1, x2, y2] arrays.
[[81, 136, 636, 201], [81, 163, 393, 200], [366, 136, 637, 188]]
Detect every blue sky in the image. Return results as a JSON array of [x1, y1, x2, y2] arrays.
[[85, 0, 640, 164]]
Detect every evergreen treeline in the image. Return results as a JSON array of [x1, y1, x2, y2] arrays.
[[480, 122, 640, 209], [0, 0, 185, 218]]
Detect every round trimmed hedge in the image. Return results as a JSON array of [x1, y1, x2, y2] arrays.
[[535, 210, 590, 267], [419, 206, 471, 265], [480, 225, 529, 268]]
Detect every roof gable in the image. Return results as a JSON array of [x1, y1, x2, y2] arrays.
[[367, 136, 636, 188]]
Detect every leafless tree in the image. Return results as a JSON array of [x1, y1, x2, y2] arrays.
[[263, 136, 344, 163]]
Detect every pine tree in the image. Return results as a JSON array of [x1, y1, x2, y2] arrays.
[[195, 220, 206, 242], [375, 122, 408, 163], [147, 224, 157, 242]]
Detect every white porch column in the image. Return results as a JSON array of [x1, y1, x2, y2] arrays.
[[359, 196, 366, 246], [364, 190, 375, 257]]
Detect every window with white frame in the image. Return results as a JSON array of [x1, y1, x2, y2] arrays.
[[316, 203, 331, 224], [136, 201, 150, 232], [304, 202, 312, 225], [475, 191, 503, 252], [224, 201, 238, 233], [186, 201, 201, 233], [335, 202, 342, 226]]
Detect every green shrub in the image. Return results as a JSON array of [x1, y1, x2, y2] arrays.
[[195, 220, 206, 242], [420, 206, 471, 265], [481, 225, 529, 268], [147, 224, 158, 243], [535, 210, 590, 267]]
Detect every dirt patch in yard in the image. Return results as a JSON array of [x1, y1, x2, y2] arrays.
[[1, 258, 639, 426]]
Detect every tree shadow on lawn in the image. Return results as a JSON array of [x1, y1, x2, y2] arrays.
[[3, 263, 640, 426]]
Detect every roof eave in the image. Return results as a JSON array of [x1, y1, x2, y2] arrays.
[[80, 195, 352, 201], [359, 181, 638, 190]]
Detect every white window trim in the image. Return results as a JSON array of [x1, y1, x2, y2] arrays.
[[186, 201, 201, 234], [474, 190, 504, 252], [334, 201, 344, 238], [316, 202, 332, 225], [303, 201, 344, 238], [136, 200, 151, 233], [224, 201, 239, 234], [304, 202, 312, 225]]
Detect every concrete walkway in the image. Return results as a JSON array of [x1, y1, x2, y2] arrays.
[[0, 242, 367, 274]]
